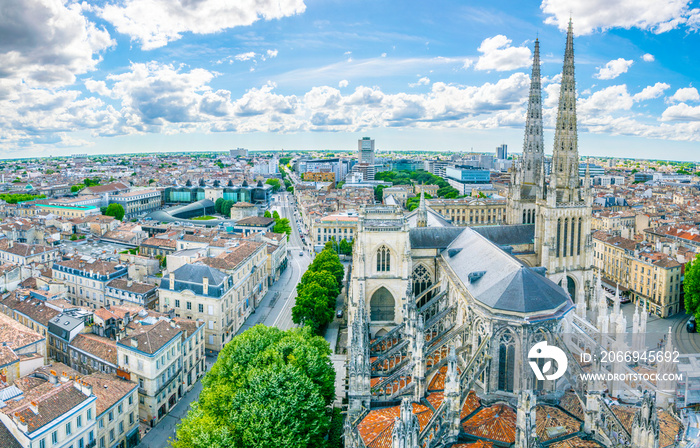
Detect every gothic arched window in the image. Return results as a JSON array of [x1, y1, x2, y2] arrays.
[[412, 265, 432, 298], [497, 331, 516, 393], [370, 287, 395, 321], [376, 245, 391, 272]]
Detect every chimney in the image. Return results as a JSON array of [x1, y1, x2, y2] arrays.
[[169, 273, 175, 290], [202, 277, 209, 295], [29, 401, 38, 414], [130, 338, 138, 348]]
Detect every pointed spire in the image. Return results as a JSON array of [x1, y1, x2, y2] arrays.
[[518, 37, 544, 193], [551, 18, 580, 203]]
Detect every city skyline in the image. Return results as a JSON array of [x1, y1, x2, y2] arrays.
[[1, 0, 699, 160]]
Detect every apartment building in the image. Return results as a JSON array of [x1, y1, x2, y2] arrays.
[[52, 259, 128, 308], [172, 318, 205, 391], [35, 204, 101, 219], [593, 231, 683, 317], [105, 279, 157, 308], [0, 240, 59, 266], [109, 189, 162, 219], [591, 210, 637, 238], [116, 320, 183, 426], [0, 312, 46, 383], [312, 212, 358, 247], [427, 198, 507, 226], [158, 264, 235, 352], [82, 373, 140, 448], [0, 373, 97, 448]]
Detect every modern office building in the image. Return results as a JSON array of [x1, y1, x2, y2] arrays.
[[496, 144, 508, 160], [358, 137, 375, 165], [445, 165, 491, 184]]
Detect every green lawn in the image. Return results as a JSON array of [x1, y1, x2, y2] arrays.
[[190, 215, 217, 220]]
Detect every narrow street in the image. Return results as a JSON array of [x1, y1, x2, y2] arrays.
[[136, 190, 333, 448]]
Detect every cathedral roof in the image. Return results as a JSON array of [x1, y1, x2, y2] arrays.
[[409, 227, 464, 249], [442, 227, 573, 317], [472, 224, 535, 246]]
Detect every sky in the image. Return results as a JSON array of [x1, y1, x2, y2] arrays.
[[1, 0, 699, 161]]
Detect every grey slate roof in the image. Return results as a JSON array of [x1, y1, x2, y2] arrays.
[[409, 227, 464, 249], [160, 262, 230, 297], [405, 208, 453, 228], [472, 224, 535, 246], [442, 227, 573, 316]]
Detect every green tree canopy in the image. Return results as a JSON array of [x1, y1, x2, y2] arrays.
[[684, 254, 700, 322], [214, 198, 225, 214], [174, 326, 334, 448], [265, 178, 281, 192], [264, 210, 272, 218], [299, 270, 339, 304], [273, 217, 292, 237], [104, 203, 125, 220]]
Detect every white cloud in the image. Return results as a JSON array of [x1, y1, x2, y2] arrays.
[[541, 0, 696, 35], [266, 49, 279, 58], [475, 35, 531, 71], [409, 77, 431, 87], [642, 53, 655, 62], [633, 82, 670, 101], [98, 0, 306, 50], [84, 79, 111, 97], [381, 53, 387, 58], [0, 0, 114, 88], [463, 59, 473, 70], [338, 80, 349, 88], [235, 52, 257, 62], [669, 87, 700, 102], [661, 103, 700, 121], [595, 58, 634, 80]]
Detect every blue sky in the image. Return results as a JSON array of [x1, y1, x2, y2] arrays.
[[1, 0, 699, 160]]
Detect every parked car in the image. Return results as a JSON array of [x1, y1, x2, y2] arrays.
[[336, 309, 343, 318], [688, 316, 697, 333], [299, 251, 304, 256]]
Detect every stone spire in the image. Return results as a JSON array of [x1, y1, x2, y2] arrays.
[[348, 284, 371, 413], [519, 37, 544, 195], [550, 19, 580, 204], [417, 189, 427, 228]]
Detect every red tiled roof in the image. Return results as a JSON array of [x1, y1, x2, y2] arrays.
[[358, 402, 434, 448], [461, 403, 516, 444], [535, 405, 581, 442]]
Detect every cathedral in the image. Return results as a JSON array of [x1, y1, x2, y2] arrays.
[[344, 21, 684, 448]]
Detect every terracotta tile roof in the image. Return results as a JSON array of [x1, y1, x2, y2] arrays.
[[235, 216, 275, 227], [0, 345, 19, 367], [548, 436, 603, 448], [3, 382, 90, 433], [610, 404, 636, 429], [559, 390, 585, 421], [0, 240, 56, 257], [0, 293, 60, 326], [426, 392, 444, 410], [118, 320, 181, 354], [460, 390, 481, 421], [54, 258, 121, 275], [141, 237, 177, 248], [82, 373, 137, 416], [107, 278, 156, 294], [461, 403, 516, 444], [658, 409, 683, 448], [535, 405, 581, 442], [71, 334, 118, 365], [0, 313, 44, 350], [451, 441, 493, 448], [358, 402, 434, 448]]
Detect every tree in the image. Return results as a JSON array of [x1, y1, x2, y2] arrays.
[[685, 254, 700, 322], [273, 218, 292, 237], [263, 210, 271, 218], [309, 248, 344, 289], [71, 185, 83, 193], [222, 200, 234, 217], [214, 198, 225, 214], [374, 185, 385, 202], [299, 270, 339, 304], [273, 210, 280, 220], [292, 288, 334, 334], [104, 203, 125, 220], [174, 326, 334, 448], [265, 178, 281, 192]]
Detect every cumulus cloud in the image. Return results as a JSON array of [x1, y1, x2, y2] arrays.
[[98, 0, 306, 50], [541, 0, 697, 35], [475, 35, 532, 71], [409, 77, 431, 87], [234, 52, 257, 62], [266, 49, 279, 58], [669, 87, 700, 102], [661, 103, 700, 121], [633, 82, 670, 101], [642, 53, 655, 62], [0, 0, 114, 88], [338, 80, 349, 88], [595, 58, 634, 80]]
